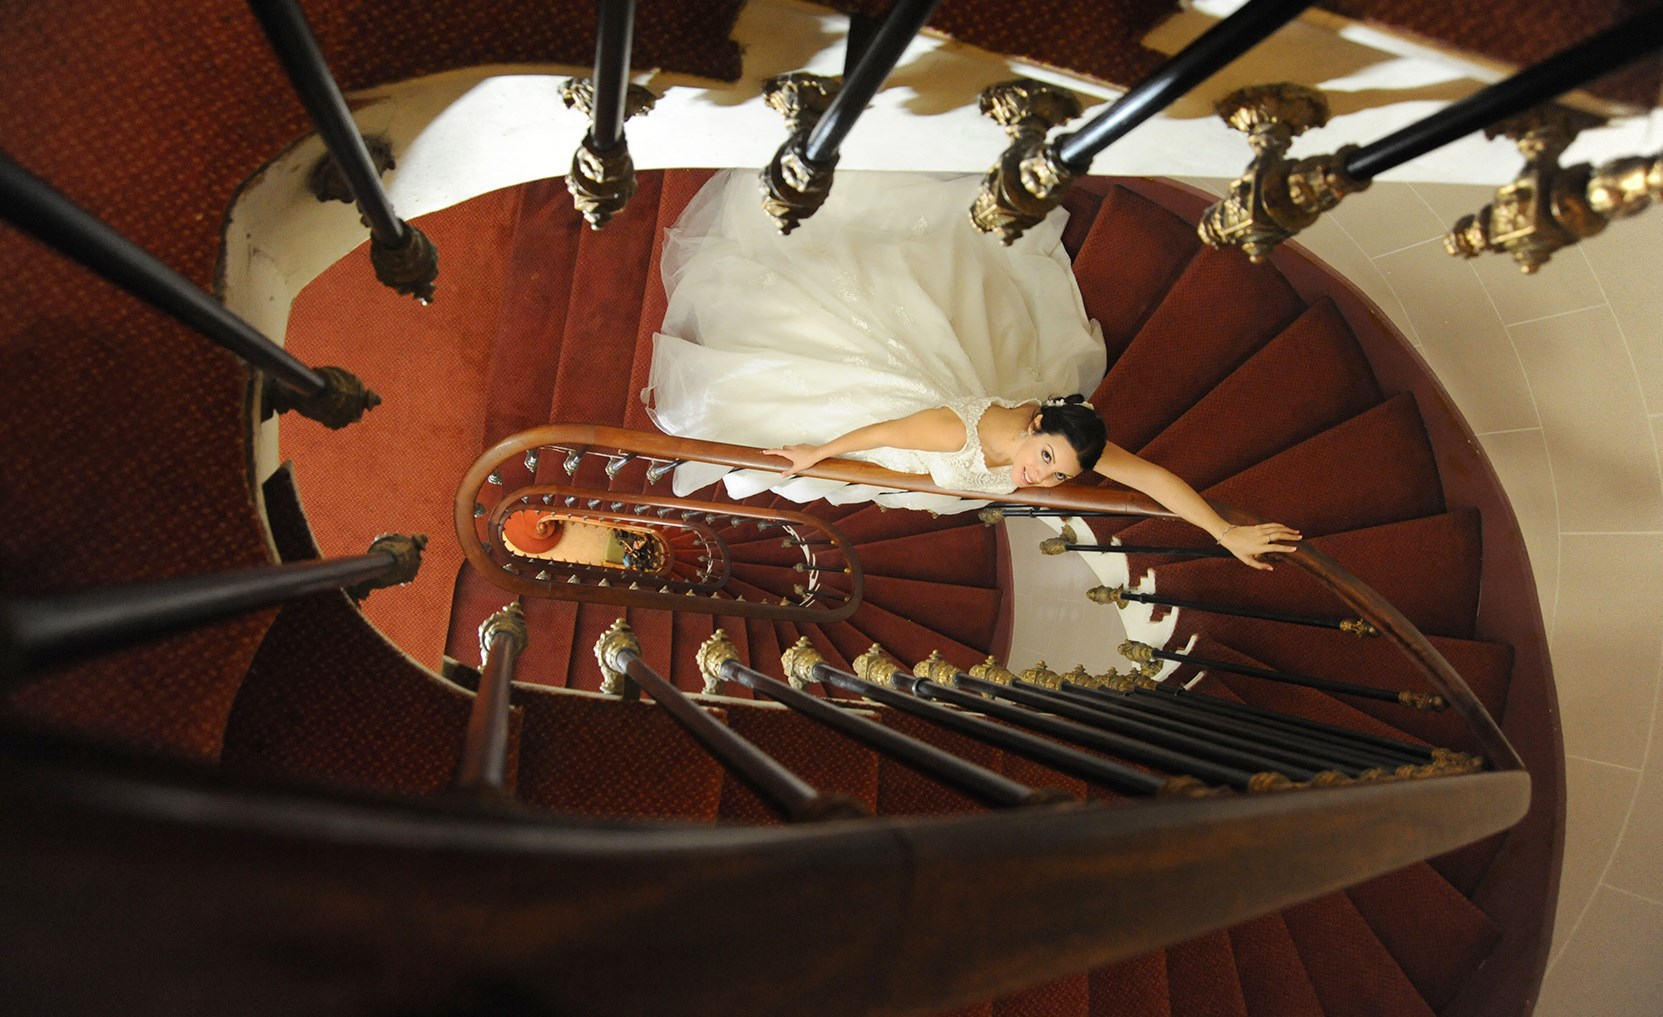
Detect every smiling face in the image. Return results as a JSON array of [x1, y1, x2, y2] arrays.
[[1010, 418, 1085, 488]]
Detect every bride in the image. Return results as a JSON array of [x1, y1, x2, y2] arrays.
[[644, 169, 1298, 569]]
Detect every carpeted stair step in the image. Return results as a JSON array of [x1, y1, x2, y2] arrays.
[[843, 524, 1001, 587], [444, 566, 576, 688], [1142, 509, 1485, 641], [991, 972, 1090, 1017], [1089, 392, 1446, 552], [222, 589, 498, 797], [479, 179, 585, 444], [1345, 863, 1502, 1011], [1091, 246, 1307, 453], [1165, 931, 1250, 1017], [861, 575, 1004, 653], [1064, 180, 1202, 364], [1178, 636, 1428, 748], [509, 685, 724, 823], [1181, 618, 1513, 755], [1226, 914, 1324, 1017], [1132, 298, 1384, 491], [872, 704, 1007, 816], [842, 598, 995, 675], [547, 171, 666, 427], [1089, 949, 1170, 1017], [1280, 892, 1436, 1017], [712, 697, 882, 822]]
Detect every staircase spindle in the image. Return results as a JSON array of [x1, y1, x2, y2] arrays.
[[0, 153, 382, 428], [760, 0, 941, 232], [561, 0, 657, 228], [697, 632, 1049, 809], [971, 0, 1315, 241], [594, 621, 865, 822], [455, 602, 525, 795], [787, 641, 1200, 797], [4, 533, 425, 676], [1120, 640, 1447, 711], [1132, 684, 1436, 765], [246, 0, 438, 301], [1074, 682, 1420, 771], [1088, 583, 1378, 636]]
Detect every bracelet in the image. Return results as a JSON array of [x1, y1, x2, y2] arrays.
[[1216, 524, 1238, 544]]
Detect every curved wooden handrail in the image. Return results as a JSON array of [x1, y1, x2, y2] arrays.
[[459, 424, 1523, 769], [3, 733, 1530, 1017]]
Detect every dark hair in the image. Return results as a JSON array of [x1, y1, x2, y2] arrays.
[[1034, 394, 1106, 472]]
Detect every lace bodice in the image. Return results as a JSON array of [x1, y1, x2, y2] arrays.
[[854, 397, 1024, 495]]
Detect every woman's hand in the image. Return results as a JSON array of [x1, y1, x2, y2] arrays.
[[1219, 522, 1302, 570], [763, 444, 826, 478]]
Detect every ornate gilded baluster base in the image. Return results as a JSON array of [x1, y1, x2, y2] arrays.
[[561, 79, 658, 230], [1442, 104, 1661, 274], [369, 223, 440, 304], [308, 135, 395, 204], [1198, 83, 1369, 264], [759, 73, 842, 235], [263, 364, 382, 430], [344, 532, 428, 603], [969, 79, 1084, 245]]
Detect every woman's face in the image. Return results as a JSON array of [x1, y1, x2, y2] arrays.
[[1010, 422, 1083, 488]]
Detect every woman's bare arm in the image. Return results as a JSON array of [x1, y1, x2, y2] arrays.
[[1093, 442, 1300, 570], [765, 407, 965, 477]]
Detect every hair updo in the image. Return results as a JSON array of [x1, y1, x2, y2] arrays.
[[1034, 394, 1107, 471]]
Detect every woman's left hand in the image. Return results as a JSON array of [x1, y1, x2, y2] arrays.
[[1219, 522, 1302, 570]]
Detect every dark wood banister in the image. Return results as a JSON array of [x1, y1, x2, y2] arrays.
[[459, 424, 1524, 770]]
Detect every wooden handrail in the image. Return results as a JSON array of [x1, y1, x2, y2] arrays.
[[1, 732, 1531, 1017], [459, 424, 1523, 769]]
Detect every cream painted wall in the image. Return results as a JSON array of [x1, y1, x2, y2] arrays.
[[1179, 175, 1663, 1017]]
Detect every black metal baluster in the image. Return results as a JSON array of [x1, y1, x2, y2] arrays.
[[0, 154, 383, 428], [562, 0, 657, 228], [760, 0, 941, 232], [455, 603, 525, 795], [699, 632, 1061, 808], [958, 673, 1319, 783], [4, 534, 425, 676], [1121, 640, 1447, 711], [594, 621, 865, 822], [785, 641, 1210, 796], [1134, 684, 1436, 765], [246, 0, 438, 301], [1343, 7, 1663, 182], [1089, 584, 1378, 636], [1043, 682, 1372, 775], [1071, 682, 1405, 772]]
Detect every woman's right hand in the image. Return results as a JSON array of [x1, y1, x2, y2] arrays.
[[763, 444, 826, 478]]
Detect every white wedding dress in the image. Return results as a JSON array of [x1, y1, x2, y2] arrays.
[[644, 169, 1106, 512]]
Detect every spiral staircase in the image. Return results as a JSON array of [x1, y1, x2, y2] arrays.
[[0, 2, 1568, 1015]]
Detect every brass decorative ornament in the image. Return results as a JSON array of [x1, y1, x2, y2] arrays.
[[912, 649, 959, 684], [758, 73, 842, 234], [594, 617, 640, 696], [370, 222, 439, 303], [345, 532, 427, 603], [1016, 659, 1062, 690], [1060, 663, 1094, 688], [264, 365, 382, 430], [1156, 775, 1223, 799], [781, 635, 825, 691], [697, 628, 740, 696], [1338, 618, 1379, 638], [1443, 104, 1661, 273], [1117, 639, 1164, 680], [977, 506, 1006, 526], [1397, 690, 1448, 711], [1247, 771, 1293, 793], [967, 655, 1015, 686], [853, 643, 902, 688], [561, 79, 658, 230], [1039, 524, 1077, 556], [307, 134, 395, 204], [1198, 83, 1369, 263], [476, 600, 528, 662], [969, 79, 1084, 245], [1086, 584, 1128, 608]]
